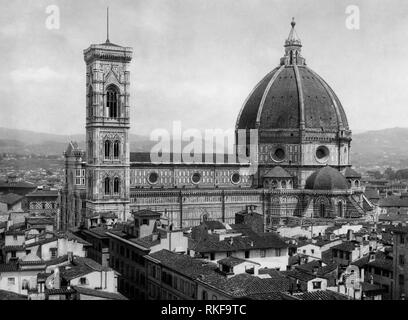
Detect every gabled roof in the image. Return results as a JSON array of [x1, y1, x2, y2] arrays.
[[45, 287, 76, 295], [149, 249, 217, 277], [73, 256, 112, 272], [60, 264, 94, 281], [264, 166, 292, 179], [218, 256, 260, 268], [293, 290, 350, 300], [0, 193, 24, 205], [45, 255, 69, 266], [331, 241, 359, 252], [203, 220, 225, 230], [191, 231, 288, 253], [26, 217, 54, 225], [0, 289, 27, 300], [295, 260, 338, 276], [284, 269, 320, 282], [25, 237, 58, 248], [56, 231, 92, 246], [0, 180, 36, 189], [132, 209, 161, 217], [73, 286, 128, 300], [200, 272, 291, 298], [247, 292, 299, 300], [26, 189, 59, 197], [131, 233, 162, 248]]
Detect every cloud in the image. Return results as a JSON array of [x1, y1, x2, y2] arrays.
[[10, 66, 63, 83]]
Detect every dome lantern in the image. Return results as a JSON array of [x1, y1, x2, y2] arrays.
[[280, 18, 306, 66]]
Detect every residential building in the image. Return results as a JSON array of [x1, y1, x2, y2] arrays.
[[0, 193, 24, 214], [392, 226, 408, 299], [331, 241, 370, 267], [189, 221, 289, 270], [79, 227, 111, 267]]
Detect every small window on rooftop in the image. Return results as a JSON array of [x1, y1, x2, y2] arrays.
[[312, 281, 322, 290]]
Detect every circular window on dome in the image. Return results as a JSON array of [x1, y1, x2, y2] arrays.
[[315, 146, 330, 163], [271, 147, 286, 162], [231, 173, 241, 184], [191, 172, 201, 184], [148, 172, 159, 184]]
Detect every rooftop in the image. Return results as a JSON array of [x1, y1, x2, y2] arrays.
[[218, 256, 260, 268], [73, 286, 128, 300], [148, 250, 218, 279], [0, 289, 27, 300], [0, 193, 24, 205], [293, 290, 350, 300], [191, 231, 287, 253], [331, 241, 360, 252]]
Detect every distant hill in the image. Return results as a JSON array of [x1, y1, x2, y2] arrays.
[[0, 127, 153, 155], [351, 127, 408, 170], [1, 126, 408, 170]]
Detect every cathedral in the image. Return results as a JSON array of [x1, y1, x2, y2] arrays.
[[61, 19, 371, 231]]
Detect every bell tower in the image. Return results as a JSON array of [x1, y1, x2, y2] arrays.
[[83, 12, 133, 223]]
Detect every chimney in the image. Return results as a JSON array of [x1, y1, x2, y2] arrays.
[[312, 266, 319, 275], [54, 267, 60, 290], [68, 251, 73, 263], [228, 237, 234, 245]]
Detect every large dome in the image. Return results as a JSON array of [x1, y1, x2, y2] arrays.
[[236, 20, 348, 132], [305, 166, 348, 190]]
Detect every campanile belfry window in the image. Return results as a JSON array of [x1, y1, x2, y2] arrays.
[[104, 177, 110, 194], [113, 140, 120, 159], [106, 85, 119, 118], [114, 178, 120, 194], [104, 140, 111, 158]]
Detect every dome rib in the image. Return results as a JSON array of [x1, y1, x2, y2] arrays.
[[305, 67, 344, 130], [293, 64, 305, 130], [255, 65, 285, 126], [235, 67, 279, 130]]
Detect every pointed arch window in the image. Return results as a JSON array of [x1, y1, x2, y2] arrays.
[[113, 140, 120, 159], [319, 203, 326, 218], [338, 202, 343, 218], [104, 140, 111, 159], [104, 177, 110, 195], [106, 85, 119, 118], [114, 178, 120, 194]]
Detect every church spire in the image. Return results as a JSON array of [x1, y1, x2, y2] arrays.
[[280, 18, 306, 66], [106, 7, 110, 44]]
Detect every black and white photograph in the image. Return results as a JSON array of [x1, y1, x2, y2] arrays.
[[0, 0, 407, 310]]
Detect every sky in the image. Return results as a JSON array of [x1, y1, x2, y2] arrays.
[[1, 0, 408, 137]]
